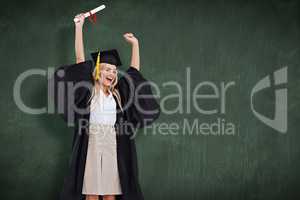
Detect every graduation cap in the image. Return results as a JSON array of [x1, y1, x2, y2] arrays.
[[90, 49, 122, 81]]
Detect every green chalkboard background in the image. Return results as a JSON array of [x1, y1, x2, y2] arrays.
[[1, 0, 299, 199]]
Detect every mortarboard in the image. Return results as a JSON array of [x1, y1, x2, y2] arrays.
[[91, 49, 122, 67]]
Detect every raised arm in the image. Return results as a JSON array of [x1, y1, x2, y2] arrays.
[[119, 33, 160, 128], [74, 14, 85, 63], [123, 33, 140, 71]]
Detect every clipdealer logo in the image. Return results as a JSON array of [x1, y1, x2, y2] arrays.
[[250, 67, 288, 133], [12, 66, 288, 135]]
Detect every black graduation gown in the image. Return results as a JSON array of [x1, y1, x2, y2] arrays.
[[50, 60, 160, 200]]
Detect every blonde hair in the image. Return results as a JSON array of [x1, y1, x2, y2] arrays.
[[88, 64, 123, 112]]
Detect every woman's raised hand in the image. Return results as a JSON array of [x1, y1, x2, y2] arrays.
[[74, 13, 85, 27], [74, 13, 85, 63], [123, 33, 139, 46], [124, 33, 140, 70]]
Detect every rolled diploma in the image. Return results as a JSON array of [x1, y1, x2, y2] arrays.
[[73, 5, 106, 23]]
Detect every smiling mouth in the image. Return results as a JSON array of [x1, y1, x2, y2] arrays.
[[106, 77, 113, 83]]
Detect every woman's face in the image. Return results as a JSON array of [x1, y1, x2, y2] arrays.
[[100, 63, 118, 87]]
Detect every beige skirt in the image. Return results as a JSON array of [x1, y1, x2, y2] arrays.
[[82, 123, 122, 195]]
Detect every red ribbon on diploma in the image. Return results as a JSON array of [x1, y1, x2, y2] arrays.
[[88, 11, 97, 24]]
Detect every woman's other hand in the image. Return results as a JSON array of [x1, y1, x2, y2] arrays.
[[124, 33, 140, 70], [123, 33, 139, 46]]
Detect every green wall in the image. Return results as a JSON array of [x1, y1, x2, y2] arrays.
[[1, 0, 299, 199]]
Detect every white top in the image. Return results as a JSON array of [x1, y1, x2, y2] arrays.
[[89, 89, 117, 125]]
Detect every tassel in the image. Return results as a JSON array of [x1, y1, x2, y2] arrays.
[[95, 51, 101, 81]]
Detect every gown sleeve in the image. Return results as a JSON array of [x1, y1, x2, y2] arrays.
[[118, 66, 161, 128], [49, 60, 94, 125]]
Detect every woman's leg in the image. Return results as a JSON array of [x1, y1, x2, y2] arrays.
[[103, 195, 115, 200], [85, 195, 99, 200]]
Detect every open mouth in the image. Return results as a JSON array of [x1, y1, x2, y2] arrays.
[[106, 77, 113, 83]]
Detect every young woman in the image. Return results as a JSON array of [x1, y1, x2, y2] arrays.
[[52, 14, 160, 200]]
